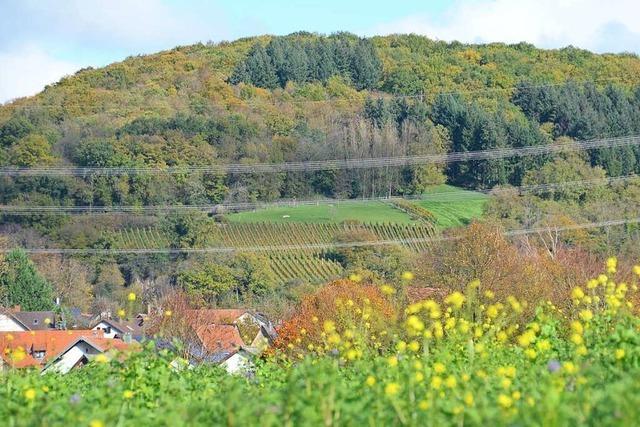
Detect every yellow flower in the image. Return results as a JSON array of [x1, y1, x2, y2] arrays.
[[385, 382, 400, 396], [24, 388, 36, 400], [414, 372, 425, 382], [615, 348, 626, 360], [431, 376, 443, 390], [44, 318, 51, 325], [323, 320, 336, 333], [380, 285, 395, 295], [570, 321, 584, 335], [346, 349, 358, 360], [433, 362, 446, 374], [387, 356, 398, 367], [512, 391, 521, 400], [633, 265, 640, 277], [117, 309, 126, 318], [408, 341, 420, 352], [312, 316, 319, 323], [464, 392, 474, 406], [486, 304, 500, 319], [497, 394, 513, 409], [517, 330, 536, 348], [11, 348, 26, 363], [498, 366, 517, 378], [507, 296, 523, 313], [444, 292, 465, 309], [571, 287, 585, 300], [570, 334, 584, 346], [445, 375, 457, 389], [123, 390, 134, 399], [501, 378, 512, 389], [164, 310, 172, 317], [327, 333, 341, 345], [127, 292, 136, 302], [396, 341, 407, 352], [365, 376, 376, 387], [536, 339, 551, 352], [405, 315, 424, 335], [349, 273, 362, 283], [89, 421, 105, 427], [94, 354, 109, 364], [524, 348, 537, 360], [576, 345, 588, 356], [401, 271, 415, 281], [484, 290, 495, 299], [579, 310, 593, 322], [563, 361, 578, 374], [419, 400, 430, 410], [606, 257, 617, 273]]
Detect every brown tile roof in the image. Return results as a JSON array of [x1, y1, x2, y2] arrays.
[[195, 324, 244, 353], [12, 311, 57, 330]]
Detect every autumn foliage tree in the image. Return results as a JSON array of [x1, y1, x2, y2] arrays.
[[274, 279, 397, 352]]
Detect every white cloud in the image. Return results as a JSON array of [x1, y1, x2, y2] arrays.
[[0, 46, 80, 103], [373, 0, 640, 53], [15, 0, 227, 52]]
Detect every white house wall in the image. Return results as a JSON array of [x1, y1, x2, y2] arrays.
[[0, 314, 26, 332], [92, 321, 121, 339], [44, 343, 102, 374]]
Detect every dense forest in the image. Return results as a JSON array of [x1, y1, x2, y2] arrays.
[[1, 32, 640, 314]]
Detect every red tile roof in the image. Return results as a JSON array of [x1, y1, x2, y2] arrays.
[[195, 324, 244, 353], [0, 330, 129, 369]]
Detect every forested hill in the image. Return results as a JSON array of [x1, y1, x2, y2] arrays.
[[1, 32, 640, 209]]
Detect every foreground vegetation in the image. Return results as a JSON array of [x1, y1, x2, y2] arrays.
[[2, 258, 639, 426]]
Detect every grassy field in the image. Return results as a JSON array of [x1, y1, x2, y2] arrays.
[[228, 200, 415, 224], [413, 185, 489, 229], [228, 185, 487, 228]]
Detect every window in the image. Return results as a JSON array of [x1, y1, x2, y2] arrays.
[[33, 350, 46, 360]]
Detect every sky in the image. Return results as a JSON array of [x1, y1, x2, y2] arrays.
[[1, 0, 639, 103]]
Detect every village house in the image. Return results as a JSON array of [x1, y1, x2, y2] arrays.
[[0, 307, 60, 332], [0, 330, 131, 373], [91, 314, 146, 342], [182, 309, 277, 374]]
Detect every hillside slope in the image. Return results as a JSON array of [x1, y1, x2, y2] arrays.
[[0, 32, 639, 238]]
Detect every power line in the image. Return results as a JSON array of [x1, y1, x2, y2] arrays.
[[2, 217, 638, 254], [1, 135, 638, 177], [0, 173, 637, 215]]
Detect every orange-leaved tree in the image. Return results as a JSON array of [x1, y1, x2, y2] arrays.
[[274, 279, 398, 355]]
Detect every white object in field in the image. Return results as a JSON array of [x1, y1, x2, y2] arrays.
[[282, 215, 290, 218]]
